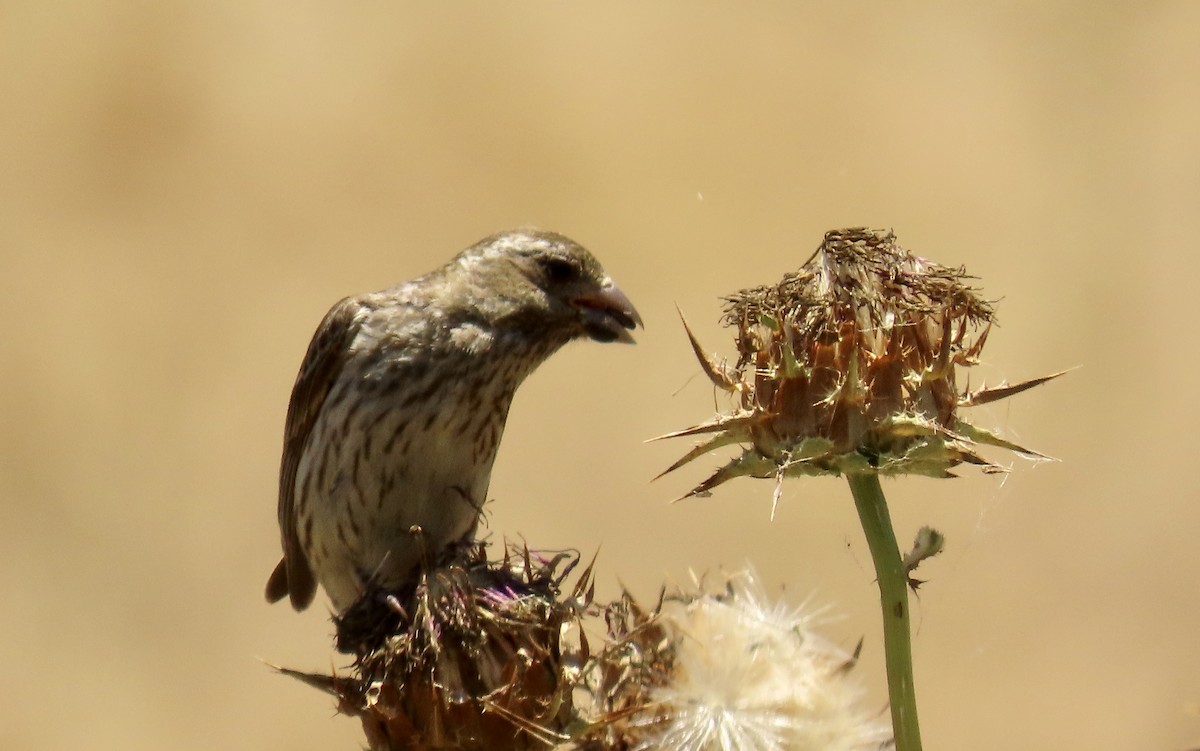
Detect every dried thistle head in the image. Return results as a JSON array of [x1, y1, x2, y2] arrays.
[[575, 570, 889, 751], [280, 544, 593, 751], [657, 228, 1065, 502]]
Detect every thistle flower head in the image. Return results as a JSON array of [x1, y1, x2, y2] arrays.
[[580, 570, 890, 751], [281, 544, 591, 751], [657, 228, 1065, 501]]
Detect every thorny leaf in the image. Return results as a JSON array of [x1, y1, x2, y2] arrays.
[[676, 305, 739, 392], [959, 369, 1073, 407]]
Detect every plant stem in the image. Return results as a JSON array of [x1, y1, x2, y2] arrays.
[[846, 472, 923, 751]]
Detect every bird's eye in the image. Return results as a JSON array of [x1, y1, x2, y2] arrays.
[[538, 256, 578, 284]]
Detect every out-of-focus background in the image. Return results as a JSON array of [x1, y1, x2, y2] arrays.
[[2, 3, 1197, 750]]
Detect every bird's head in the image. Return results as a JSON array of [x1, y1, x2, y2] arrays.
[[454, 229, 643, 345]]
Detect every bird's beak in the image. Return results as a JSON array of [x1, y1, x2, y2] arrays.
[[572, 281, 643, 344]]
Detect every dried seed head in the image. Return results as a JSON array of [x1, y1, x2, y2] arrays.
[[282, 544, 591, 751], [576, 570, 889, 751], [658, 228, 1065, 502]]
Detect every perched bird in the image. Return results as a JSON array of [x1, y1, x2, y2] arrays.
[[266, 229, 641, 613]]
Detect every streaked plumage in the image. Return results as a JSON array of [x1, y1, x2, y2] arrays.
[[265, 229, 641, 612]]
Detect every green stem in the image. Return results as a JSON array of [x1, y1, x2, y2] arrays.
[[846, 472, 923, 751]]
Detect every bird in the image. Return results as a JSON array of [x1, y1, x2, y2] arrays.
[[265, 229, 642, 613]]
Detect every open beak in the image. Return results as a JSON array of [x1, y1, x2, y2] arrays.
[[572, 281, 643, 344]]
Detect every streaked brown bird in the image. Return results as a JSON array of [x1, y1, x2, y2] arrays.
[[266, 229, 641, 613]]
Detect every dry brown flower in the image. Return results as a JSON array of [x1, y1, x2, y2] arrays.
[[279, 544, 592, 751], [570, 571, 887, 751], [656, 227, 1066, 506]]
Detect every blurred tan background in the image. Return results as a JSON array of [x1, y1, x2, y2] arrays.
[[2, 2, 1197, 749]]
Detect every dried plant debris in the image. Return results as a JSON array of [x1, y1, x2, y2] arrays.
[[568, 589, 675, 751], [656, 228, 1066, 502], [901, 526, 946, 591], [280, 543, 593, 751]]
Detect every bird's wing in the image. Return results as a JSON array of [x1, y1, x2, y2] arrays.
[[266, 296, 365, 610]]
